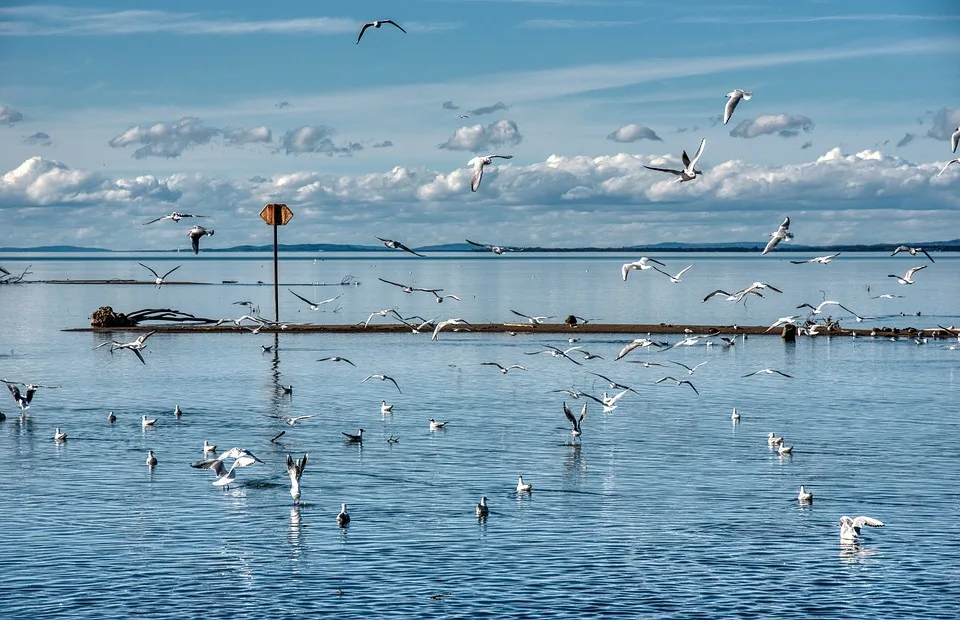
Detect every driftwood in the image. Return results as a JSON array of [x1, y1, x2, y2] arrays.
[[0, 265, 32, 284], [90, 306, 216, 328]]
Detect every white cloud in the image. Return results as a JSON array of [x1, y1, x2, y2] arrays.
[[438, 120, 523, 152], [729, 114, 814, 139], [0, 105, 24, 125], [277, 125, 363, 156], [606, 124, 662, 143], [108, 117, 272, 159], [22, 132, 53, 146]]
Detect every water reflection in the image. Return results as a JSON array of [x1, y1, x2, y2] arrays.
[[288, 506, 302, 550], [839, 543, 879, 565]]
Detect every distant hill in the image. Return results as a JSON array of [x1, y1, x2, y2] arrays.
[[0, 245, 114, 253]]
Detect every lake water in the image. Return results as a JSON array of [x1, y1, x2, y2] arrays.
[[1, 252, 958, 618]]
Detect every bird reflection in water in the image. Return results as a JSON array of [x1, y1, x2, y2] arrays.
[[564, 442, 586, 475], [839, 542, 879, 565], [288, 506, 302, 549]]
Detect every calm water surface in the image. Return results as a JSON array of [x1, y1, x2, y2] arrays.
[[0, 252, 958, 618]]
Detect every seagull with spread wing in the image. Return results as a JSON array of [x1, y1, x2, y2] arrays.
[[790, 252, 841, 265], [643, 138, 705, 183], [469, 155, 513, 192], [891, 245, 935, 263], [356, 19, 406, 44], [138, 263, 181, 288], [762, 217, 793, 255], [187, 226, 214, 254], [143, 211, 207, 225], [289, 289, 343, 310], [466, 239, 511, 255], [888, 265, 927, 285], [93, 331, 156, 364], [375, 236, 424, 257], [361, 373, 402, 393], [723, 89, 753, 125]]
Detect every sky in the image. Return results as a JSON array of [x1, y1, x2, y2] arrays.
[[1, 0, 959, 251]]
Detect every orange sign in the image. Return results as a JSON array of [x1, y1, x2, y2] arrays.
[[260, 203, 294, 226]]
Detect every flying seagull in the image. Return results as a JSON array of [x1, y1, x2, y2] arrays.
[[317, 356, 356, 367], [643, 137, 705, 183], [510, 310, 556, 324], [480, 362, 527, 374], [466, 239, 511, 255], [615, 338, 662, 361], [375, 236, 424, 257], [431, 317, 472, 340], [888, 265, 927, 285], [938, 158, 960, 177], [138, 263, 181, 288], [187, 226, 214, 254], [93, 331, 156, 364], [890, 245, 935, 263], [655, 376, 700, 395], [652, 264, 693, 283], [621, 257, 665, 281], [285, 453, 308, 504], [289, 289, 343, 310], [702, 289, 764, 304], [7, 383, 36, 411], [143, 211, 207, 225], [723, 89, 753, 125], [952, 126, 960, 153], [742, 368, 793, 378], [790, 253, 841, 265], [762, 217, 792, 255], [356, 19, 406, 44], [361, 373, 402, 393], [525, 344, 584, 366], [469, 155, 513, 192]]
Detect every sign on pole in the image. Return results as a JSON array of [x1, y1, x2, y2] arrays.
[[260, 203, 294, 226], [260, 203, 295, 325]]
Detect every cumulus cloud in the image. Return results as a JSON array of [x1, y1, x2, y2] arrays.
[[923, 107, 960, 141], [108, 117, 272, 159], [896, 133, 917, 148], [729, 114, 814, 139], [0, 156, 180, 206], [469, 101, 509, 116], [606, 124, 662, 143], [275, 101, 291, 109], [0, 105, 25, 126], [438, 120, 523, 152], [800, 141, 813, 150], [373, 140, 394, 148], [277, 125, 363, 156], [441, 101, 459, 110], [23, 132, 53, 146]]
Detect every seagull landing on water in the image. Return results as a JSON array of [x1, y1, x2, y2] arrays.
[[187, 226, 214, 254], [888, 265, 927, 285], [643, 138, 705, 183], [723, 89, 753, 125], [143, 211, 207, 225], [356, 19, 406, 44], [762, 217, 793, 255], [891, 246, 935, 263], [621, 257, 665, 281], [138, 263, 181, 288], [286, 453, 308, 504], [839, 516, 884, 543], [469, 155, 513, 192], [289, 289, 343, 310], [790, 253, 841, 265], [563, 401, 587, 440], [7, 383, 36, 411]]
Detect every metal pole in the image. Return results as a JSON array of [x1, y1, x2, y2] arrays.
[[273, 204, 280, 326]]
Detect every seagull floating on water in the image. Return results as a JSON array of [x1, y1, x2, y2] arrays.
[[342, 428, 364, 443], [356, 19, 406, 44], [838, 515, 884, 543], [138, 263, 181, 288], [187, 226, 214, 254], [54, 427, 67, 442], [644, 138, 705, 183], [380, 400, 393, 414], [762, 217, 793, 255], [622, 257, 666, 281], [888, 265, 926, 285], [723, 89, 753, 125], [798, 485, 813, 503], [469, 155, 513, 192], [731, 407, 740, 421], [107, 411, 117, 423], [890, 246, 935, 263], [429, 418, 447, 431], [286, 453, 308, 504], [516, 476, 532, 493], [203, 440, 216, 454], [767, 432, 783, 446], [337, 503, 351, 526], [146, 450, 157, 467], [143, 211, 207, 225], [476, 496, 489, 518]]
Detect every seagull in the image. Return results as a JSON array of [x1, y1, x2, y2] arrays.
[[219, 447, 264, 467], [766, 316, 802, 332], [890, 246, 935, 263], [525, 344, 584, 366], [621, 257, 666, 281], [469, 155, 513, 192], [797, 300, 862, 321], [203, 440, 216, 454], [655, 376, 700, 395], [6, 383, 36, 410], [361, 373, 402, 393], [739, 281, 783, 296], [510, 310, 555, 324], [364, 308, 404, 328], [289, 289, 343, 310], [838, 516, 884, 543], [888, 265, 927, 285], [563, 401, 587, 439], [429, 418, 447, 431], [458, 114, 470, 119], [174, 404, 182, 418], [643, 137, 705, 183], [743, 368, 793, 378], [778, 443, 793, 455], [615, 338, 663, 361], [731, 407, 741, 421], [798, 485, 813, 503], [93, 331, 156, 364], [342, 428, 364, 443], [476, 496, 489, 518], [432, 318, 472, 340], [143, 211, 207, 225], [187, 226, 214, 254], [285, 453, 308, 504], [939, 158, 960, 177], [317, 356, 357, 367], [481, 362, 527, 374], [141, 415, 157, 429], [762, 217, 793, 255], [870, 293, 904, 299], [375, 236, 424, 257], [138, 263, 181, 288], [378, 277, 442, 295], [146, 450, 157, 467], [601, 388, 631, 411], [790, 253, 841, 265], [432, 292, 461, 303], [767, 432, 783, 446], [702, 289, 764, 304], [211, 461, 241, 488], [587, 372, 638, 395], [380, 400, 393, 414], [54, 427, 67, 442], [466, 239, 511, 255], [280, 415, 315, 426], [668, 360, 708, 375], [952, 126, 960, 153], [260, 345, 272, 353], [356, 19, 406, 44], [652, 264, 693, 283], [387, 435, 400, 444], [107, 411, 117, 423], [516, 476, 532, 493], [723, 89, 753, 125], [337, 503, 351, 527]]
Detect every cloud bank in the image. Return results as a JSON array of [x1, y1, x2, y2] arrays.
[[278, 125, 363, 156], [108, 117, 272, 159]]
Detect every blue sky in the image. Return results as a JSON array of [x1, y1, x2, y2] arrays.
[[1, 0, 958, 250]]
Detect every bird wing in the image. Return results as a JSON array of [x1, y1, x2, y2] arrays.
[[143, 215, 169, 225], [741, 370, 759, 377], [386, 376, 402, 393], [471, 160, 485, 192], [682, 381, 700, 395], [138, 263, 160, 278], [762, 236, 781, 255], [615, 341, 641, 361], [361, 374, 376, 383], [378, 277, 409, 289], [953, 128, 960, 153], [466, 239, 489, 249], [397, 243, 425, 258], [723, 95, 740, 125], [689, 138, 706, 169], [131, 348, 146, 364], [510, 309, 532, 320], [681, 150, 691, 167], [674, 265, 693, 279], [668, 360, 693, 372], [702, 290, 731, 302], [852, 516, 884, 528], [790, 258, 814, 264], [356, 22, 373, 43], [905, 265, 927, 278], [161, 265, 181, 279], [136, 331, 157, 345], [920, 248, 935, 263], [481, 362, 504, 369], [288, 289, 317, 306], [383, 19, 407, 33], [190, 233, 200, 254], [490, 155, 513, 161], [774, 370, 793, 377], [643, 165, 682, 175], [563, 402, 576, 424]]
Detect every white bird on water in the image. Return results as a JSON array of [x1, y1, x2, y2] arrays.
[[643, 138, 706, 183], [798, 485, 813, 503], [516, 475, 532, 493], [54, 427, 67, 442], [723, 89, 753, 125], [429, 418, 447, 431], [146, 450, 157, 467], [731, 408, 740, 421], [142, 415, 157, 429], [380, 400, 393, 414], [838, 515, 884, 543], [174, 404, 182, 418], [337, 503, 351, 526], [621, 257, 666, 281], [476, 496, 489, 518], [888, 265, 927, 285], [203, 440, 216, 454], [469, 155, 513, 192], [286, 453, 308, 504], [767, 432, 783, 446]]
